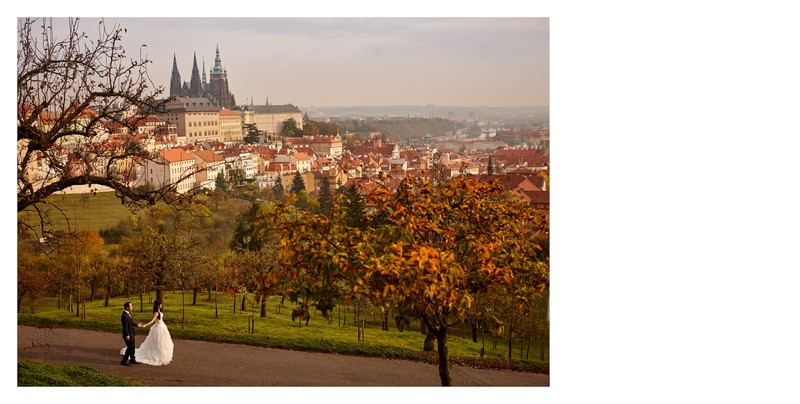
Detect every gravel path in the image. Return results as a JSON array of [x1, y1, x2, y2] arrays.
[[17, 325, 549, 387]]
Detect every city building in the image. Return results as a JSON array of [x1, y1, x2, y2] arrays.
[[157, 97, 220, 143], [191, 149, 226, 190], [284, 135, 343, 158], [218, 108, 243, 143], [243, 104, 304, 137], [139, 148, 197, 194]]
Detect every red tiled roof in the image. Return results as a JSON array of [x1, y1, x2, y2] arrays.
[[192, 149, 224, 163], [159, 148, 195, 163]]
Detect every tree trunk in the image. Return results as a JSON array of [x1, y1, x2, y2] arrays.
[[260, 294, 267, 318], [192, 288, 198, 305], [423, 331, 436, 352], [104, 288, 110, 307], [507, 319, 514, 359], [526, 336, 531, 360], [434, 325, 452, 386], [382, 309, 389, 331], [480, 329, 486, 357], [470, 320, 478, 343], [208, 286, 212, 301], [240, 294, 247, 312], [181, 287, 185, 328], [155, 288, 163, 305], [540, 337, 546, 361]]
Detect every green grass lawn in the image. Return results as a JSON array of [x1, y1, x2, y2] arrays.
[[18, 191, 135, 233], [19, 291, 548, 374], [18, 360, 139, 386]]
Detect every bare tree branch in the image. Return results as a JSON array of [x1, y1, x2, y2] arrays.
[[18, 17, 202, 234]]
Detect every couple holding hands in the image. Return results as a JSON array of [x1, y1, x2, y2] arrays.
[[120, 300, 174, 366]]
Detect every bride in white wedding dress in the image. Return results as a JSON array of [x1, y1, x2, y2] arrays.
[[120, 300, 174, 366]]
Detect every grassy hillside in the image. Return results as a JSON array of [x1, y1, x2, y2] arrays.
[[18, 191, 137, 234]]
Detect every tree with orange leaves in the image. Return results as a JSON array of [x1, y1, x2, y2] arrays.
[[355, 176, 549, 386], [263, 175, 548, 385]]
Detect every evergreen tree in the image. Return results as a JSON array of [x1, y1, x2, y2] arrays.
[[339, 182, 366, 229], [290, 171, 306, 194], [215, 172, 229, 191], [243, 123, 261, 144], [294, 190, 310, 212], [272, 176, 285, 201], [487, 155, 494, 176], [230, 202, 263, 251], [316, 175, 333, 218]]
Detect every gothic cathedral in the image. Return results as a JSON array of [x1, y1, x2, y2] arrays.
[[169, 45, 237, 109]]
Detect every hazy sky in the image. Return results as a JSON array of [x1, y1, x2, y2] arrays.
[[45, 17, 549, 108]]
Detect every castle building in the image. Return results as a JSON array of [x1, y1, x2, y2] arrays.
[[156, 97, 220, 143], [170, 46, 237, 109], [243, 103, 304, 138]]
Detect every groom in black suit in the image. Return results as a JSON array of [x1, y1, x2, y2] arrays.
[[121, 301, 142, 366]]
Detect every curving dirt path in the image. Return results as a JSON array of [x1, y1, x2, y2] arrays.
[[17, 325, 549, 387]]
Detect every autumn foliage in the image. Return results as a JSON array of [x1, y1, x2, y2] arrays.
[[261, 175, 549, 385]]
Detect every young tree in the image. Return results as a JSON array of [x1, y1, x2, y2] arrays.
[[101, 246, 130, 307], [17, 18, 194, 239], [228, 202, 283, 319], [258, 200, 360, 324], [122, 203, 213, 304], [17, 245, 54, 313]]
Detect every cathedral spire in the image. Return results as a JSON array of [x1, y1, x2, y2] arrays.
[[212, 44, 224, 75], [169, 53, 182, 97], [189, 52, 202, 97], [202, 59, 207, 90]]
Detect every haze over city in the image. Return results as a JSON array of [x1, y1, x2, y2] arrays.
[[44, 17, 549, 109]]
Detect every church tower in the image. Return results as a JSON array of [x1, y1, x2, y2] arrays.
[[189, 53, 202, 97], [209, 44, 236, 108], [201, 59, 209, 95], [169, 54, 182, 97]]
